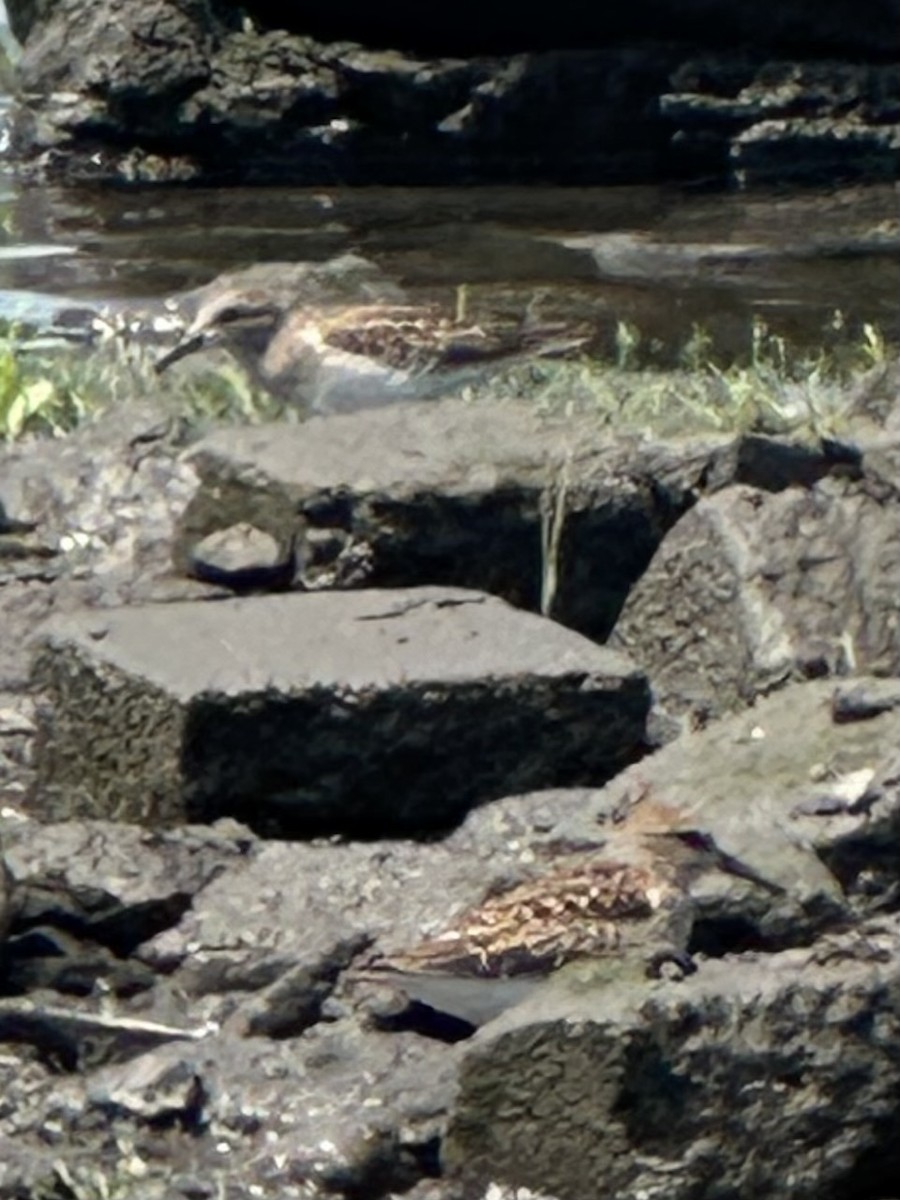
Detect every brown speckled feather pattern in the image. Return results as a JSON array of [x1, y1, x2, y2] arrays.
[[158, 286, 590, 406], [299, 304, 518, 373], [373, 855, 677, 979], [357, 797, 782, 992]]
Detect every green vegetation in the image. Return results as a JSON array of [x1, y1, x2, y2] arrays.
[[0, 320, 291, 441], [0, 310, 891, 444], [477, 312, 891, 441]]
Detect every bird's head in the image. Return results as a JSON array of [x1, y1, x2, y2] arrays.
[[641, 824, 785, 894], [611, 798, 784, 894], [155, 288, 284, 374]]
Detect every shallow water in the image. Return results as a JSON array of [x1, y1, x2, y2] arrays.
[[0, 118, 898, 365], [0, 0, 897, 365]]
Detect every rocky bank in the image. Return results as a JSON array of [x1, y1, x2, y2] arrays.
[[0, 256, 899, 1197], [4, 0, 900, 186]]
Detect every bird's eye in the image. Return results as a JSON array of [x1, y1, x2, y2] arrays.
[[215, 303, 277, 326]]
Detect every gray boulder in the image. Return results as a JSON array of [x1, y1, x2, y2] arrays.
[[445, 914, 900, 1199], [611, 449, 900, 724], [30, 586, 648, 834], [589, 676, 899, 928], [9, 0, 900, 185], [1, 818, 247, 995]]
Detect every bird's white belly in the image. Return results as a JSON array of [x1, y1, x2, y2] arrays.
[[260, 325, 420, 412], [306, 348, 420, 413]]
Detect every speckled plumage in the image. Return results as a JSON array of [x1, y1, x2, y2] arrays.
[[358, 806, 782, 986], [156, 290, 586, 411], [369, 854, 672, 979], [296, 304, 521, 373]]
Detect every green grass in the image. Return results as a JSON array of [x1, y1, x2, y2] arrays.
[[0, 320, 291, 442], [0, 310, 891, 444], [469, 312, 891, 441]]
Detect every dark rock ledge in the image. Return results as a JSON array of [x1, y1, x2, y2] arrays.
[[5, 0, 900, 185], [0, 344, 898, 1195]]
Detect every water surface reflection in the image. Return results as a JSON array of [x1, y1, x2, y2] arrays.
[[0, 177, 898, 363]]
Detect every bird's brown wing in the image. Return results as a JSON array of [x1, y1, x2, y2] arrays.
[[318, 305, 517, 373], [371, 858, 662, 980]]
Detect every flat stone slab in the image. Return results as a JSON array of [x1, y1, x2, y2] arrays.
[[30, 587, 648, 834]]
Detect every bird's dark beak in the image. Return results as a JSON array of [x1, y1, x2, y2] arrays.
[[154, 331, 212, 374], [716, 850, 786, 895]]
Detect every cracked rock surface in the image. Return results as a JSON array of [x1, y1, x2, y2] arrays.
[[0, 365, 899, 1197]]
